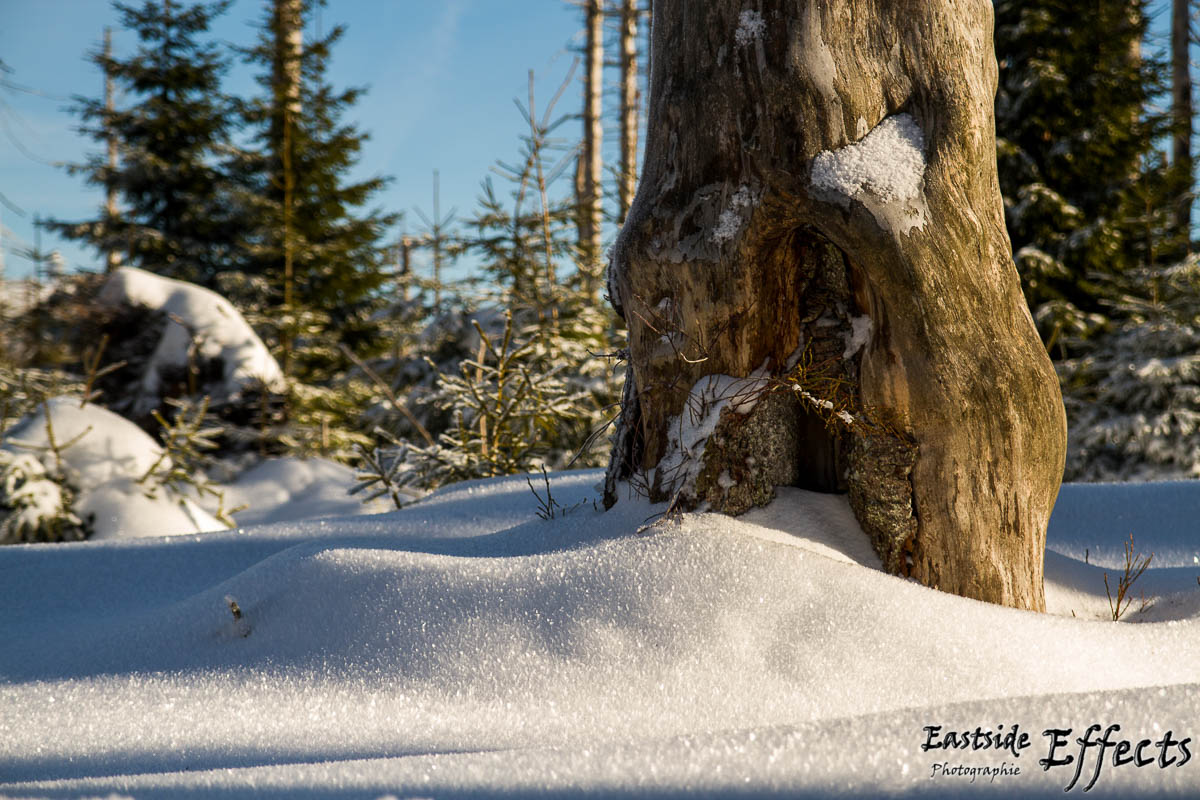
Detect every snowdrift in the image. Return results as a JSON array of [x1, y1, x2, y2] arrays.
[[1, 471, 1198, 798]]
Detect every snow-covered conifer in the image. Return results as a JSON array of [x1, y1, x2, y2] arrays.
[[995, 0, 1176, 356], [1061, 257, 1200, 481]]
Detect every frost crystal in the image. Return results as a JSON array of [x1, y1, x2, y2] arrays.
[[735, 10, 766, 47], [710, 185, 753, 245]]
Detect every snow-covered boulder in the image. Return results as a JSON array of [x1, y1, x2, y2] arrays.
[[98, 267, 285, 413], [0, 398, 224, 541]]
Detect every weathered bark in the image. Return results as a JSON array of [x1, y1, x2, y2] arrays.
[[1173, 0, 1193, 250], [618, 0, 640, 221], [604, 0, 1066, 610], [575, 0, 605, 269]]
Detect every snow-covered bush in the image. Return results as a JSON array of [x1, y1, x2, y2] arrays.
[[0, 449, 89, 543], [369, 311, 589, 492], [0, 365, 85, 438], [97, 267, 286, 417], [0, 398, 224, 542]]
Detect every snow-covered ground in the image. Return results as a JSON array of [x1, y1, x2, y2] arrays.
[[2, 470, 1198, 798]]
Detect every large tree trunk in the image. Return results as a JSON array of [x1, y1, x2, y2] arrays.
[[604, 0, 1066, 610], [1173, 0, 1193, 251]]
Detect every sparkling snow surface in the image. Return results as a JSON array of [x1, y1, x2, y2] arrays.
[[2, 471, 1199, 798]]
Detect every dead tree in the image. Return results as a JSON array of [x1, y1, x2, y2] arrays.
[[104, 27, 121, 274], [604, 0, 1067, 611], [575, 0, 606, 279], [272, 0, 302, 376], [618, 0, 641, 221]]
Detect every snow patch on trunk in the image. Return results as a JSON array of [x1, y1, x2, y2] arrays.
[[709, 184, 754, 245], [843, 314, 873, 359], [809, 113, 928, 234], [654, 367, 771, 499], [734, 10, 766, 47]]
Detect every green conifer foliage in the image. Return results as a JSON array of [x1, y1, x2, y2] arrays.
[[232, 0, 397, 380], [47, 1, 239, 285], [995, 0, 1175, 356]]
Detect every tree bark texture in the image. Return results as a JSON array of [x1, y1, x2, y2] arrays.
[[1173, 0, 1193, 249], [604, 0, 1066, 610]]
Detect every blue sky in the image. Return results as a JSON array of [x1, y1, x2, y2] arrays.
[[0, 1, 1184, 283], [0, 0, 601, 280]]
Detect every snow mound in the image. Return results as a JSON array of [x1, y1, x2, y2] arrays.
[[223, 456, 391, 526], [98, 267, 285, 409], [1, 471, 1198, 796], [810, 113, 928, 233], [1, 398, 223, 539], [1048, 481, 1200, 568]]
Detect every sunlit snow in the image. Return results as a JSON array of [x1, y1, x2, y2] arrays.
[[810, 113, 928, 233], [1, 398, 223, 539], [1, 466, 1199, 797], [1, 400, 384, 541]]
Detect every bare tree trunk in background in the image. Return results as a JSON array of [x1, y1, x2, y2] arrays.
[[575, 0, 605, 287], [398, 235, 412, 304], [1173, 0, 1193, 252], [604, 0, 1066, 611], [274, 0, 302, 377], [618, 0, 640, 222], [430, 170, 446, 312], [103, 27, 121, 274]]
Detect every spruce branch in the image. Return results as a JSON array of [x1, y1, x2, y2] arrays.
[[338, 343, 435, 447]]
